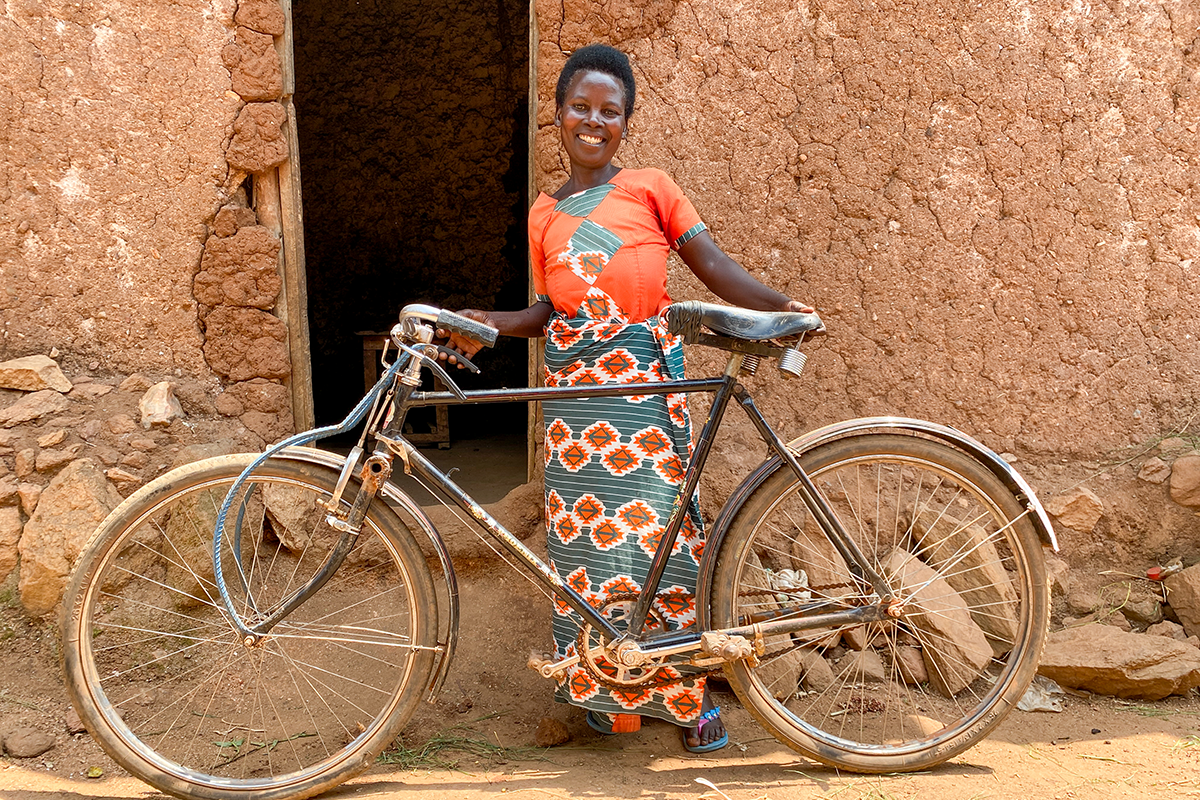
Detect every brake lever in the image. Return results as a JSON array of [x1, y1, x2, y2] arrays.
[[430, 345, 481, 374], [415, 347, 469, 401]]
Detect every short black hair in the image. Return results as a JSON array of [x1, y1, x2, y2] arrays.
[[555, 44, 636, 119]]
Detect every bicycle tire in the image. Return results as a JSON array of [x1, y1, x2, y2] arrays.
[[710, 434, 1048, 772], [61, 453, 438, 800]]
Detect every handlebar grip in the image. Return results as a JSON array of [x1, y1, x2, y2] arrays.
[[436, 310, 499, 349]]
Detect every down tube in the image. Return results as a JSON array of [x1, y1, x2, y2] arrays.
[[396, 441, 622, 641]]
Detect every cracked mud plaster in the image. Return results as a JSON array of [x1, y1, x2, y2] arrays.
[[0, 1, 241, 377], [538, 0, 1200, 478]]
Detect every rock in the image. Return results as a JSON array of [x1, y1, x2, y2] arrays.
[[1121, 597, 1164, 628], [78, 420, 104, 440], [0, 506, 22, 582], [36, 430, 66, 448], [755, 646, 805, 699], [0, 390, 70, 428], [1044, 552, 1071, 599], [1164, 564, 1200, 638], [119, 374, 153, 393], [235, 0, 287, 35], [17, 483, 41, 516], [65, 706, 86, 735], [1145, 620, 1189, 641], [1043, 487, 1104, 532], [36, 444, 85, 473], [1038, 624, 1200, 699], [838, 648, 887, 683], [128, 436, 159, 452], [798, 649, 836, 693], [884, 548, 992, 696], [120, 452, 149, 470], [910, 508, 1020, 654], [533, 717, 570, 747], [0, 355, 73, 393], [15, 449, 35, 479], [1169, 455, 1200, 508], [894, 645, 929, 685], [0, 475, 18, 504], [105, 468, 142, 487], [17, 459, 123, 617], [1137, 457, 1170, 484], [262, 481, 320, 552], [226, 102, 289, 173], [202, 307, 291, 381], [69, 383, 114, 400], [3, 727, 56, 758], [139, 382, 185, 428], [106, 414, 138, 435], [194, 227, 282, 309], [1159, 438, 1189, 454], [222, 27, 283, 101]]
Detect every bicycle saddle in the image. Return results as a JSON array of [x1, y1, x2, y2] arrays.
[[665, 301, 825, 342]]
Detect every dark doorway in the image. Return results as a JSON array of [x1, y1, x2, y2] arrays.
[[292, 0, 531, 450]]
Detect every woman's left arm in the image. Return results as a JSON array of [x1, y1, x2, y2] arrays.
[[678, 231, 814, 313]]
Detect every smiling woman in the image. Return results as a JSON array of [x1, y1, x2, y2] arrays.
[[438, 43, 812, 755]]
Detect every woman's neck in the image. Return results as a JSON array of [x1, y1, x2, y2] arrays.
[[556, 164, 623, 198]]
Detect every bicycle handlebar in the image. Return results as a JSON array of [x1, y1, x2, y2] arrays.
[[436, 309, 499, 349]]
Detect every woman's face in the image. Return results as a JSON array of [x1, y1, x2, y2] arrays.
[[556, 70, 627, 173]]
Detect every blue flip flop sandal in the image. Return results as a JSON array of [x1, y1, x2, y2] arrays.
[[683, 705, 728, 753], [586, 711, 641, 734]]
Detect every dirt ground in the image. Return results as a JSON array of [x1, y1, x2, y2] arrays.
[[1, 560, 1199, 800]]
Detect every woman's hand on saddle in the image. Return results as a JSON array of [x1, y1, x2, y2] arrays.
[[435, 309, 494, 369], [780, 298, 816, 314]]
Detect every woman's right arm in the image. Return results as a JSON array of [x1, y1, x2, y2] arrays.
[[437, 301, 554, 366]]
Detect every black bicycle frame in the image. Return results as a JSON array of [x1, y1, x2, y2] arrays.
[[379, 357, 894, 651]]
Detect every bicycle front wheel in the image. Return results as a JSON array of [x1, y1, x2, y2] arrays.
[[62, 454, 438, 800], [711, 434, 1047, 772]]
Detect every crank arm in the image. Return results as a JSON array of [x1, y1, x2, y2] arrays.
[[527, 651, 581, 681]]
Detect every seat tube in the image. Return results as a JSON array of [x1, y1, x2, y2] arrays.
[[627, 361, 741, 637]]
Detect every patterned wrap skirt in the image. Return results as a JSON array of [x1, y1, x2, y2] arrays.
[[542, 309, 708, 725]]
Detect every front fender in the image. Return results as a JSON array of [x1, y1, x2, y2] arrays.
[[274, 447, 459, 702], [696, 417, 1057, 627]]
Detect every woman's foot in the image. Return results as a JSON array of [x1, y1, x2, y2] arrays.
[[586, 710, 641, 734], [681, 692, 727, 753]]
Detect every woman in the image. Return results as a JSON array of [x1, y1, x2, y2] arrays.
[[441, 43, 812, 753]]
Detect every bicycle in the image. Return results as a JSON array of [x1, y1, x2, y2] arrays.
[[61, 301, 1055, 800]]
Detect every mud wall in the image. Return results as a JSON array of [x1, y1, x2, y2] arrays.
[[0, 0, 297, 617], [535, 0, 1200, 568], [0, 1, 239, 376]]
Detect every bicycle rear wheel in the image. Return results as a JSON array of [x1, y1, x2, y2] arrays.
[[62, 454, 438, 800], [711, 434, 1047, 772]]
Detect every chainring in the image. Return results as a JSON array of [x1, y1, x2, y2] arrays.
[[575, 593, 675, 690]]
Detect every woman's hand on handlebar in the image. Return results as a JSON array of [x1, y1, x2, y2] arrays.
[[436, 309, 494, 369]]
